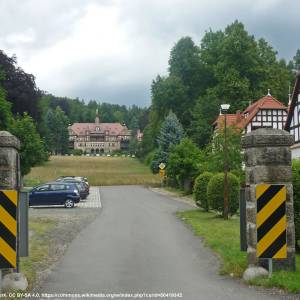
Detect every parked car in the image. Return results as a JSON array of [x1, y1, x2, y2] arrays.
[[29, 182, 80, 208], [57, 176, 89, 186], [56, 178, 89, 199], [56, 176, 90, 195]]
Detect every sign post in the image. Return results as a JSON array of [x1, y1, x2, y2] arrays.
[[256, 184, 287, 277], [159, 163, 166, 188], [0, 190, 18, 270]]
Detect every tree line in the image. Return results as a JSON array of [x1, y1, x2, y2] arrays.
[[0, 51, 148, 175], [138, 20, 300, 159]]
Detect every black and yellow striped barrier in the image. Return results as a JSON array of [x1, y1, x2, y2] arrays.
[[0, 190, 18, 269], [256, 184, 287, 259]]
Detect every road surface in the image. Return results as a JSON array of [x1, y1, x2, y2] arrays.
[[39, 186, 285, 300]]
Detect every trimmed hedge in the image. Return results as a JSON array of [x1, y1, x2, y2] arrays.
[[193, 172, 213, 210], [292, 160, 300, 249], [207, 172, 240, 216]]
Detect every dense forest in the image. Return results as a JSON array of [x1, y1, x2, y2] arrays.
[[1, 20, 300, 176]]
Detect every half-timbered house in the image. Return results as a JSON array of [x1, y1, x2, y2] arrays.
[[285, 72, 300, 158], [213, 92, 288, 134]]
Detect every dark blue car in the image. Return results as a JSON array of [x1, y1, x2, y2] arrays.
[[29, 182, 80, 208]]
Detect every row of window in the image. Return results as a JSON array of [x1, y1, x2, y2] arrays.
[[253, 116, 286, 122], [74, 137, 119, 142], [76, 143, 116, 147], [257, 109, 286, 116]]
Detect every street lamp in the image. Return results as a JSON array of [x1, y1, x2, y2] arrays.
[[221, 103, 230, 220]]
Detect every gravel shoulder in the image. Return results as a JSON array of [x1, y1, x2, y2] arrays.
[[25, 189, 102, 293]]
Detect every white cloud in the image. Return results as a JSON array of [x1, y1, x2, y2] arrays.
[[0, 0, 299, 106]]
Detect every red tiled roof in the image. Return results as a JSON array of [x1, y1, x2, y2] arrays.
[[244, 95, 287, 114], [242, 95, 287, 127], [213, 114, 243, 130], [214, 94, 287, 131], [69, 122, 129, 136]]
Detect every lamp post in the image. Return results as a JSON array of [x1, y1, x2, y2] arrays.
[[221, 103, 230, 220]]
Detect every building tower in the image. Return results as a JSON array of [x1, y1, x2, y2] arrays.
[[95, 108, 100, 124]]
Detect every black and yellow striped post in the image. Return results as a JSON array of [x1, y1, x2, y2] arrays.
[[0, 190, 18, 269], [256, 184, 287, 276]]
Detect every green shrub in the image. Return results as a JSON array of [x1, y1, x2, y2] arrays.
[[193, 172, 213, 210], [71, 149, 83, 156], [167, 138, 202, 187], [207, 172, 240, 216], [292, 160, 300, 249], [144, 150, 157, 166]]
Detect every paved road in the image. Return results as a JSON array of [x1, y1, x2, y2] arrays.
[[40, 186, 286, 300]]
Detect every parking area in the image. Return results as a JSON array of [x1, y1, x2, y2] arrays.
[[29, 186, 102, 215], [77, 186, 102, 208]]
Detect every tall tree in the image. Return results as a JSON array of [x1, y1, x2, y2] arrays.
[[189, 90, 220, 148], [9, 113, 47, 176], [44, 107, 70, 154], [0, 69, 13, 130], [151, 111, 185, 173], [292, 49, 300, 72], [0, 50, 41, 121]]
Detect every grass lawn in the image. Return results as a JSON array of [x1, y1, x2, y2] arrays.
[[177, 209, 300, 293], [24, 156, 160, 186]]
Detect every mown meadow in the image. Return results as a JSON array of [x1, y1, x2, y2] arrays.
[[24, 156, 160, 187]]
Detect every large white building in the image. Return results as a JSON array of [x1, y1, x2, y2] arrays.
[[68, 110, 132, 154]]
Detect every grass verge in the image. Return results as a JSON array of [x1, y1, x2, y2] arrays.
[[177, 209, 300, 293], [25, 156, 160, 186], [19, 218, 58, 290]]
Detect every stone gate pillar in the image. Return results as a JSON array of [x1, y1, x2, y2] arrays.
[[0, 131, 21, 190], [241, 128, 296, 271]]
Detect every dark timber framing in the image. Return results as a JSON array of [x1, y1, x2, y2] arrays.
[[285, 72, 300, 144]]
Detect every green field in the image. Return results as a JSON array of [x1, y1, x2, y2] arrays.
[[25, 156, 160, 186]]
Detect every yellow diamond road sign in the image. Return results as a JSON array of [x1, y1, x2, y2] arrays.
[[0, 190, 18, 269], [159, 163, 166, 170], [256, 184, 287, 259]]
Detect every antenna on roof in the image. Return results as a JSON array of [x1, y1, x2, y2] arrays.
[[267, 89, 271, 96], [219, 108, 222, 115]]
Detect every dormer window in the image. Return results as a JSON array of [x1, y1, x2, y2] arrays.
[[96, 127, 100, 131]]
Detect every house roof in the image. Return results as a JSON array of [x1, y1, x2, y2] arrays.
[[242, 94, 287, 128], [285, 71, 300, 131], [69, 122, 130, 136], [213, 114, 244, 130], [213, 93, 287, 131]]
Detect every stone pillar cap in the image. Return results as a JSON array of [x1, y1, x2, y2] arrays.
[[0, 131, 20, 150], [242, 128, 294, 148]]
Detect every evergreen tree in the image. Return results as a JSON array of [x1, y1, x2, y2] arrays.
[[151, 111, 185, 173], [45, 107, 70, 154]]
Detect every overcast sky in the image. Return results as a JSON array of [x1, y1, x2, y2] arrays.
[[0, 0, 299, 107]]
